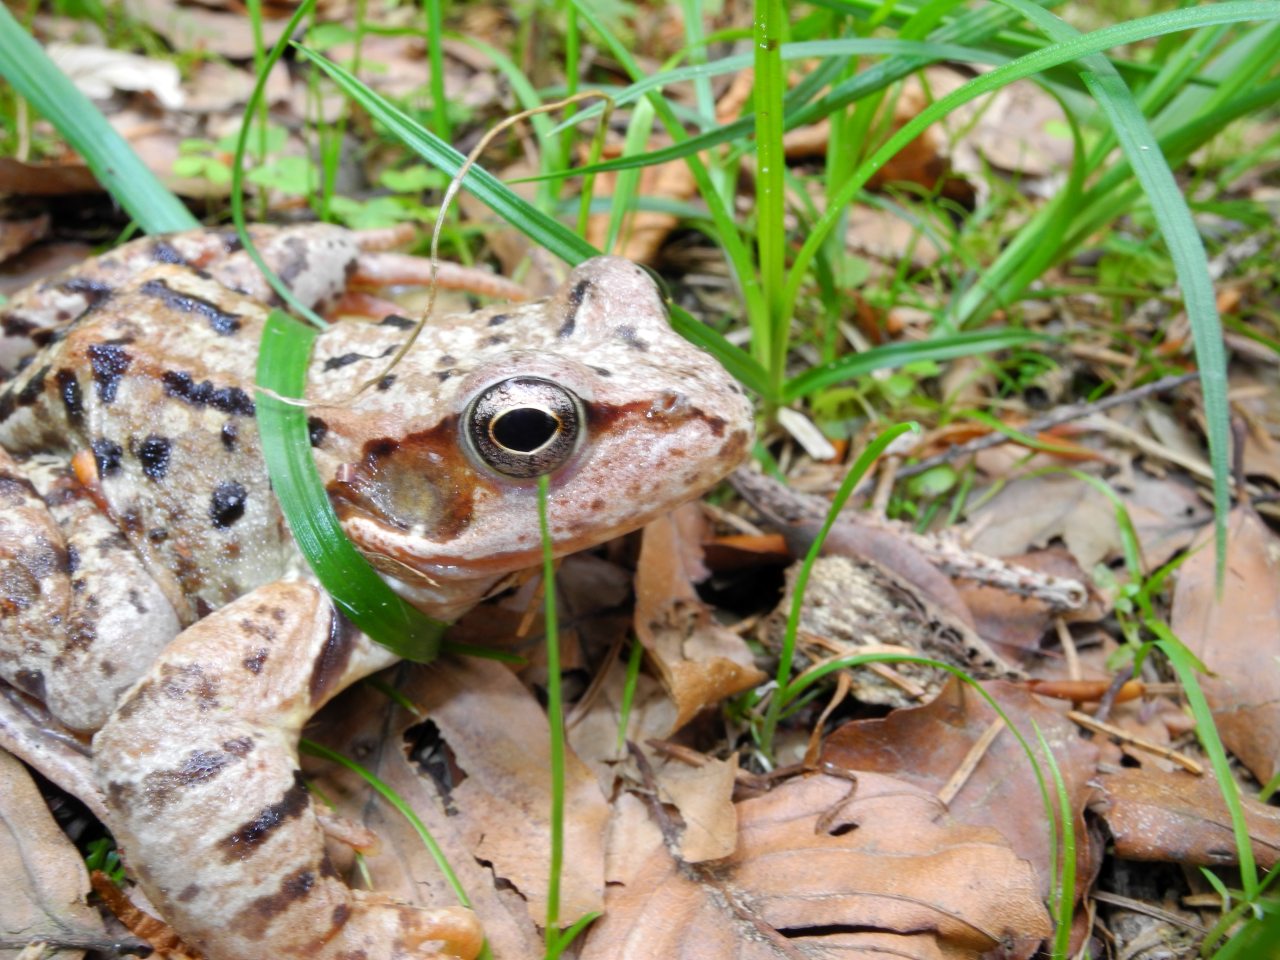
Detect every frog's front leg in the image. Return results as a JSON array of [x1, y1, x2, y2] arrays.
[[94, 580, 481, 960]]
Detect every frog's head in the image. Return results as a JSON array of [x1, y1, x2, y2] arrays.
[[311, 257, 754, 617]]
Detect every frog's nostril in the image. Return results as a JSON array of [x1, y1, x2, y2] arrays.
[[652, 390, 687, 416]]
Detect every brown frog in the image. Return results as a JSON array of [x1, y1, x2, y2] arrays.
[[0, 225, 753, 959]]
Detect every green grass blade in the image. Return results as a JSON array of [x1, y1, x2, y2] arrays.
[[256, 310, 446, 661], [782, 2, 1280, 328], [0, 4, 197, 234], [760, 422, 920, 757], [782, 329, 1048, 403], [999, 0, 1234, 581], [754, 0, 789, 397]]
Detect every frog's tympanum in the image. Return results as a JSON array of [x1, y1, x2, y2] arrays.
[[0, 225, 753, 960]]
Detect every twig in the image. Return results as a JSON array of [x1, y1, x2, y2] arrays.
[[937, 716, 1006, 806], [897, 372, 1198, 479], [1067, 709, 1203, 775]]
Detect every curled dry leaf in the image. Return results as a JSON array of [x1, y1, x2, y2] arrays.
[[1094, 768, 1280, 868], [0, 749, 107, 956], [1170, 505, 1280, 784], [46, 43, 184, 109], [764, 555, 1019, 709], [580, 771, 1051, 960], [822, 678, 1099, 909], [635, 508, 765, 733]]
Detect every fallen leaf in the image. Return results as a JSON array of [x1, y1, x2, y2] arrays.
[[635, 508, 765, 733], [822, 678, 1099, 906], [0, 216, 50, 266], [1094, 767, 1280, 868], [1170, 506, 1280, 784], [46, 43, 184, 108], [404, 657, 609, 926], [764, 555, 1019, 708], [0, 749, 108, 956], [305, 676, 542, 960], [580, 771, 1052, 959], [656, 753, 739, 863]]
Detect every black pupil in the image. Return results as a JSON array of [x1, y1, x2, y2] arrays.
[[492, 407, 559, 453]]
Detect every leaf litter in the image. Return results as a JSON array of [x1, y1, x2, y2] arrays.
[[4, 5, 1280, 959]]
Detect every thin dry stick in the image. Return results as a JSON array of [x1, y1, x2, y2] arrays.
[[897, 371, 1198, 479], [1055, 617, 1081, 682], [1067, 709, 1204, 775], [937, 716, 1006, 806]]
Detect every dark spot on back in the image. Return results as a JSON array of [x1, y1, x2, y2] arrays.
[[92, 438, 123, 475], [376, 374, 395, 391], [221, 422, 238, 451], [162, 371, 255, 416], [488, 313, 510, 327], [17, 365, 50, 408], [136, 434, 173, 480], [210, 481, 248, 528], [151, 239, 187, 265], [323, 352, 363, 371], [54, 369, 83, 426], [87, 342, 131, 403], [589, 366, 612, 377], [59, 276, 113, 309], [140, 277, 242, 335], [378, 314, 415, 330], [484, 333, 508, 347], [558, 278, 591, 337]]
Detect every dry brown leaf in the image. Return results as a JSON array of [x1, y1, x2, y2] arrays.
[[0, 749, 108, 956], [635, 509, 765, 733], [822, 678, 1099, 906], [0, 158, 101, 196], [656, 753, 739, 863], [968, 468, 1208, 574], [121, 0, 292, 59], [580, 771, 1052, 960], [403, 657, 609, 926], [1170, 506, 1280, 784], [585, 157, 695, 264], [1095, 767, 1280, 868], [0, 217, 49, 266], [305, 677, 542, 960]]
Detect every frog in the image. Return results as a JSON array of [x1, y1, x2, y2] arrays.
[[0, 224, 754, 960]]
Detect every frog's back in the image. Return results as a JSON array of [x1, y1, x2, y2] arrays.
[[0, 265, 286, 617]]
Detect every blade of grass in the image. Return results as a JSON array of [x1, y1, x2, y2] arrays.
[[998, 0, 1235, 581], [0, 4, 197, 234], [755, 0, 789, 401], [538, 474, 567, 956], [782, 328, 1048, 402], [302, 46, 598, 267], [255, 310, 446, 661], [760, 422, 920, 758]]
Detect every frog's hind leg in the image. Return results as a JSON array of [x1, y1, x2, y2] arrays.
[[94, 580, 482, 960], [0, 447, 181, 735]]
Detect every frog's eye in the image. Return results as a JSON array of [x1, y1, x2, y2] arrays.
[[464, 376, 584, 478]]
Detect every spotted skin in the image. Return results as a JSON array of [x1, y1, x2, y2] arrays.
[[0, 227, 753, 960]]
